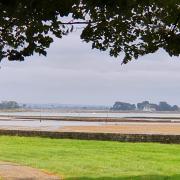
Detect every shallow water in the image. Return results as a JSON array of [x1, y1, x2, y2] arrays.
[[0, 111, 180, 118], [0, 111, 180, 131], [0, 120, 132, 130], [0, 120, 108, 127]]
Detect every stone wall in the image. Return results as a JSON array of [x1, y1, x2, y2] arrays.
[[0, 129, 180, 144]]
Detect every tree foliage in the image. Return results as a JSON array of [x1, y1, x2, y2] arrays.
[[0, 101, 20, 109], [112, 101, 179, 111], [0, 0, 180, 63], [111, 101, 136, 111]]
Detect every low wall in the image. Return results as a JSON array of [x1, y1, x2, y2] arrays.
[[0, 129, 180, 144]]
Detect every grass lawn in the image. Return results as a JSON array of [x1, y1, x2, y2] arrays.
[[0, 136, 180, 179]]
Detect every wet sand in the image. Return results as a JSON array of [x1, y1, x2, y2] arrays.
[[58, 123, 180, 135], [1, 122, 180, 135]]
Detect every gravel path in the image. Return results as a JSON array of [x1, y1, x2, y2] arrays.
[[0, 162, 60, 180]]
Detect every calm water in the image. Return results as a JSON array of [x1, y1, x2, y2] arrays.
[[0, 120, 134, 130], [0, 111, 180, 118], [0, 111, 180, 130]]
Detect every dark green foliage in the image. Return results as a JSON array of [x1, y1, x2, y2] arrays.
[[137, 101, 179, 111], [158, 101, 179, 111], [137, 101, 159, 111], [112, 101, 179, 111], [0, 0, 179, 63], [111, 101, 136, 110]]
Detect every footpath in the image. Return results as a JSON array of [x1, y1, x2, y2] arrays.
[[0, 161, 60, 180]]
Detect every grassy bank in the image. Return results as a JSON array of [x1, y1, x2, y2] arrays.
[[0, 136, 180, 179]]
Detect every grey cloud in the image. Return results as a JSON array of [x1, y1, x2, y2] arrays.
[[0, 32, 180, 106]]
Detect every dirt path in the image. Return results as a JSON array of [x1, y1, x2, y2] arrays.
[[0, 162, 60, 180]]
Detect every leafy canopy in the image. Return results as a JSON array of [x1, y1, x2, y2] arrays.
[[0, 0, 180, 63]]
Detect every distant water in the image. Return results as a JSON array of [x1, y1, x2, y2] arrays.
[[0, 111, 180, 131], [0, 120, 111, 128], [0, 111, 180, 118], [0, 120, 141, 131]]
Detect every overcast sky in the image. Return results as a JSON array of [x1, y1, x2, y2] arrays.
[[0, 32, 180, 106]]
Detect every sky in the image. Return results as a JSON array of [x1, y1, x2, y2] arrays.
[[0, 31, 180, 106]]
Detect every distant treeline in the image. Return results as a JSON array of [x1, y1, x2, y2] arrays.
[[0, 101, 20, 109], [111, 101, 179, 111]]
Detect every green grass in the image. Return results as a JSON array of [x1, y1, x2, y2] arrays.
[[0, 136, 180, 179]]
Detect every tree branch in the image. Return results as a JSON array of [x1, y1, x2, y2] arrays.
[[0, 19, 17, 34], [59, 21, 95, 25], [172, 13, 180, 32]]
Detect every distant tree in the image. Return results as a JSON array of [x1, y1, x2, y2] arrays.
[[137, 101, 150, 110], [171, 105, 179, 111], [0, 0, 179, 63], [22, 104, 27, 108], [111, 101, 136, 111], [136, 101, 179, 111], [0, 101, 20, 109], [158, 101, 172, 111]]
